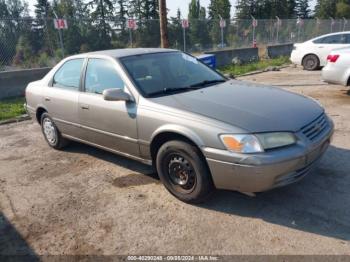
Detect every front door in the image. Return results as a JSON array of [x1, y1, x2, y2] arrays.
[[78, 58, 139, 157]]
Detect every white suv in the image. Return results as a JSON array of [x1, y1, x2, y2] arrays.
[[291, 31, 350, 71]]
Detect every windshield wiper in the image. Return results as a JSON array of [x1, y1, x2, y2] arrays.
[[147, 79, 227, 97], [190, 79, 226, 88], [147, 86, 201, 97]]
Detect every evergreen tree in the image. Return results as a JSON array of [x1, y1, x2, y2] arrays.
[[55, 0, 87, 55], [134, 0, 159, 47], [168, 8, 183, 50], [33, 0, 55, 54], [86, 0, 115, 49], [128, 0, 142, 20], [336, 0, 350, 18], [188, 0, 210, 50], [0, 0, 29, 65], [315, 0, 337, 18], [116, 0, 128, 31], [208, 0, 231, 47], [296, 0, 311, 18], [236, 0, 297, 19]]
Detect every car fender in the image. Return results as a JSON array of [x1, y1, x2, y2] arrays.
[[150, 124, 205, 148], [342, 67, 350, 86], [302, 53, 320, 62]]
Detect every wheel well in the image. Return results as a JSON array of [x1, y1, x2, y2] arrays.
[[36, 107, 47, 124], [150, 132, 203, 164], [347, 76, 350, 86], [302, 53, 319, 64]]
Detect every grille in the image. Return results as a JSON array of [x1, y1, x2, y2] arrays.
[[301, 113, 329, 141]]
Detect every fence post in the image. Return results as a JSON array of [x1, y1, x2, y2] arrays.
[[276, 16, 281, 44], [53, 11, 65, 58]]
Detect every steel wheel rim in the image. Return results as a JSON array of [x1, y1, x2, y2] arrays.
[[165, 153, 197, 194], [43, 118, 57, 145], [306, 58, 316, 69]]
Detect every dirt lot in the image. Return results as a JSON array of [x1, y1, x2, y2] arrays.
[[0, 67, 350, 256]]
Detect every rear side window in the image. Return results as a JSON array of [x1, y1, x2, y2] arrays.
[[53, 59, 84, 90], [344, 34, 350, 44], [85, 59, 125, 94], [313, 34, 346, 44]]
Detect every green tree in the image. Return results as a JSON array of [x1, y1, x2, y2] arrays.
[[296, 0, 311, 18], [336, 0, 350, 18], [54, 0, 88, 55], [236, 0, 297, 19], [0, 0, 30, 65], [33, 0, 56, 54], [86, 0, 114, 49], [133, 0, 160, 47], [208, 0, 231, 47], [188, 0, 210, 50], [128, 0, 142, 20], [315, 0, 337, 18], [168, 8, 183, 50]]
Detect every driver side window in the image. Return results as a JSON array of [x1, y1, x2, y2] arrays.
[[85, 59, 125, 94]]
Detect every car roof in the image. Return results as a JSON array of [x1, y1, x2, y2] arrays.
[[312, 31, 350, 40], [82, 48, 178, 59]]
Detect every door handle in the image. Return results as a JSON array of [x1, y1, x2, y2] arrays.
[[81, 105, 89, 110], [318, 46, 324, 48], [44, 97, 50, 101]]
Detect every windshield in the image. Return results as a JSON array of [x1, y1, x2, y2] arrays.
[[120, 52, 226, 97]]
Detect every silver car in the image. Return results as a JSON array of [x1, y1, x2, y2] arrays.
[[322, 47, 350, 86], [25, 48, 334, 203]]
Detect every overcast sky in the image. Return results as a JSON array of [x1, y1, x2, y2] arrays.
[[26, 0, 317, 18]]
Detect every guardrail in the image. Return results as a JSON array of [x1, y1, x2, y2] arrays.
[[0, 44, 294, 100]]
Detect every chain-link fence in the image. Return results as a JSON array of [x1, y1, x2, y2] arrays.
[[1, 18, 349, 71]]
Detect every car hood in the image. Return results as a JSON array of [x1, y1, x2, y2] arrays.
[[150, 80, 323, 133]]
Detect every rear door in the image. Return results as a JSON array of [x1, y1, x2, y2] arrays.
[[313, 34, 349, 65], [78, 58, 139, 157], [43, 58, 85, 137]]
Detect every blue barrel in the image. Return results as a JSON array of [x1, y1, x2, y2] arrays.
[[196, 54, 216, 69]]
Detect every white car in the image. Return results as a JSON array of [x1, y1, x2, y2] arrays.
[[322, 47, 350, 86], [291, 31, 350, 71]]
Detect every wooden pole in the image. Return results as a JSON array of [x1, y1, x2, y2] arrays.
[[159, 0, 169, 48]]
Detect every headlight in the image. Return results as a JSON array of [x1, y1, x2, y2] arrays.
[[220, 133, 297, 153], [256, 132, 296, 150], [220, 134, 264, 153]]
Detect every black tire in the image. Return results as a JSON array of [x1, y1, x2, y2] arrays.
[[156, 140, 214, 203], [302, 54, 320, 71], [40, 112, 68, 149]]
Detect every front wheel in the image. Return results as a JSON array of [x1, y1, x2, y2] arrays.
[[41, 113, 68, 149], [302, 54, 320, 71], [156, 140, 214, 203]]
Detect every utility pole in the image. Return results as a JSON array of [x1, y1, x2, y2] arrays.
[[159, 0, 169, 48]]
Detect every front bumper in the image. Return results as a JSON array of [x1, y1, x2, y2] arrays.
[[203, 118, 334, 193], [290, 50, 303, 66]]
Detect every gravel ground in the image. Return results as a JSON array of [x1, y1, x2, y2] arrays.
[[0, 66, 349, 256]]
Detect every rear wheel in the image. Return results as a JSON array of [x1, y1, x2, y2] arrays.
[[41, 113, 68, 149], [302, 54, 320, 71], [156, 140, 214, 203]]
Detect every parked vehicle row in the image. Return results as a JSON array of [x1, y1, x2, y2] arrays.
[[26, 48, 334, 203], [291, 31, 350, 86]]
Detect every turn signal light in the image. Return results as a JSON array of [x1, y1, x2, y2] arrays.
[[327, 54, 340, 63]]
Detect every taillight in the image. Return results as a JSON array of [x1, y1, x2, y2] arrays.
[[327, 54, 340, 63]]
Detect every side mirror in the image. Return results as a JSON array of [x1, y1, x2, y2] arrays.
[[103, 88, 134, 102]]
